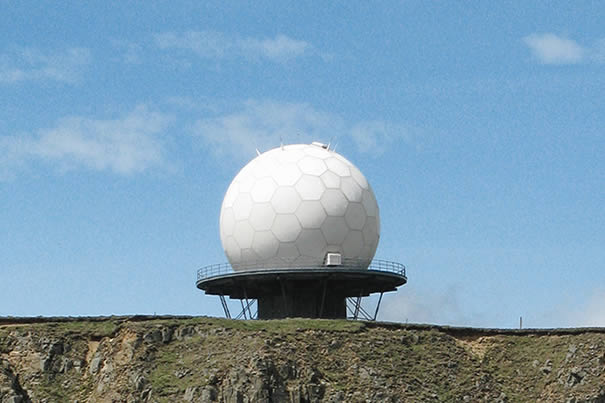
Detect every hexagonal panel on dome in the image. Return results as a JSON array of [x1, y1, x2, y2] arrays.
[[304, 145, 331, 159], [241, 248, 260, 263], [235, 166, 256, 193], [250, 177, 277, 203], [325, 157, 350, 177], [271, 214, 302, 242], [360, 245, 376, 262], [295, 175, 325, 201], [222, 183, 239, 209], [333, 153, 354, 167], [232, 193, 253, 220], [350, 165, 369, 190], [273, 163, 302, 187], [233, 221, 255, 249], [248, 203, 276, 231], [325, 244, 344, 256], [362, 216, 379, 245], [320, 189, 348, 216], [320, 170, 341, 189], [296, 200, 327, 229], [342, 230, 364, 257], [272, 187, 302, 214], [298, 156, 327, 176], [361, 189, 379, 217], [276, 147, 306, 164], [341, 177, 363, 202], [252, 155, 280, 179], [251, 231, 280, 260], [276, 242, 300, 262], [223, 236, 241, 262], [220, 207, 236, 238], [345, 202, 367, 230], [321, 216, 349, 245], [296, 228, 327, 257]]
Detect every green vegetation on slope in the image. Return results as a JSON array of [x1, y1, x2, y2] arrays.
[[1, 316, 605, 402]]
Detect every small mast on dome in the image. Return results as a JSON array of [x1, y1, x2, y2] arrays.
[[311, 141, 329, 150], [196, 141, 407, 320]]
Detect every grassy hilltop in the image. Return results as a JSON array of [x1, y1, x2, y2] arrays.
[[1, 316, 605, 402]]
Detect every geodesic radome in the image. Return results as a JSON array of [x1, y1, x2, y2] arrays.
[[219, 143, 380, 270]]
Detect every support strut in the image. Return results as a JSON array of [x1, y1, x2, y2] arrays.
[[279, 278, 289, 318], [219, 295, 231, 319], [373, 292, 384, 321], [318, 278, 328, 318]]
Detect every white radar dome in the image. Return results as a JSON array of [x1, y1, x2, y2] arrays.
[[219, 143, 380, 270]]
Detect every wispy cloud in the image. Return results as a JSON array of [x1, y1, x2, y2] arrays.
[[154, 31, 312, 62], [522, 33, 605, 65], [193, 100, 342, 158], [111, 39, 143, 64], [350, 120, 412, 155], [523, 34, 584, 64], [0, 47, 91, 84], [192, 99, 412, 160], [0, 106, 172, 179], [239, 34, 311, 62]]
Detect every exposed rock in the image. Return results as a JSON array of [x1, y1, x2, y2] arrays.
[[3, 317, 605, 401], [161, 327, 173, 343], [540, 359, 553, 374], [183, 385, 197, 401], [0, 359, 31, 403], [89, 356, 102, 375]]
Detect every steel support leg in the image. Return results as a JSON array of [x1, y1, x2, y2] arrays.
[[219, 295, 231, 319], [373, 292, 384, 321], [240, 299, 247, 320], [318, 278, 328, 318], [243, 288, 253, 319], [353, 295, 362, 320], [280, 278, 289, 318]]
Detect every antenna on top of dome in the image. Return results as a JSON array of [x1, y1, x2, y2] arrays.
[[255, 148, 261, 156], [280, 135, 284, 150], [328, 136, 336, 151]]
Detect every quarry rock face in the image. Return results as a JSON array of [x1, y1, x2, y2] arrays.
[[2, 316, 605, 402]]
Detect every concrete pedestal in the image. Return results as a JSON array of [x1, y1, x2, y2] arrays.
[[257, 287, 346, 319]]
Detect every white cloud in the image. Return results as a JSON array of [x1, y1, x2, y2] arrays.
[[0, 105, 172, 177], [193, 99, 414, 160], [239, 34, 310, 62], [193, 100, 343, 159], [523, 33, 585, 64], [111, 39, 143, 64], [523, 33, 605, 65], [350, 120, 411, 154], [0, 47, 91, 84], [154, 31, 312, 62]]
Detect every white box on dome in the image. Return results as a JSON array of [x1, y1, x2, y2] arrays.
[[325, 253, 342, 266]]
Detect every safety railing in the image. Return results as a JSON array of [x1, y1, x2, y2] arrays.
[[197, 258, 406, 282]]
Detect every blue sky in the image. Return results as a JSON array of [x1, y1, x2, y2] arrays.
[[1, 1, 603, 328]]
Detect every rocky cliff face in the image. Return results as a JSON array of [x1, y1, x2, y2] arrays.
[[1, 316, 605, 402]]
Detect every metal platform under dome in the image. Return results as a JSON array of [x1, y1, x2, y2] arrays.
[[196, 259, 407, 320]]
